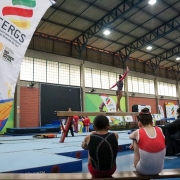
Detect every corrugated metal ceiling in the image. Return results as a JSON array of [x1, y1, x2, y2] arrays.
[[35, 0, 180, 70]]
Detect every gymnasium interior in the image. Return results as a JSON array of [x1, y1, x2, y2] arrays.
[[0, 0, 180, 179]]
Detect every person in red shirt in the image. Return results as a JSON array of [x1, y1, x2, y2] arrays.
[[73, 115, 79, 133], [82, 116, 91, 132]]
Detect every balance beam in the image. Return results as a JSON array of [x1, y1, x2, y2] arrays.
[[55, 111, 139, 117], [0, 169, 180, 179]]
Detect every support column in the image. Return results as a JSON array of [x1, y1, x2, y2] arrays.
[[154, 77, 159, 113], [176, 81, 180, 105], [123, 59, 129, 112], [14, 74, 20, 128], [80, 61, 85, 111], [124, 72, 129, 112]]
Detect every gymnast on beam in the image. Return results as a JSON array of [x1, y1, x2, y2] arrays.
[[99, 102, 105, 112], [110, 66, 129, 112]]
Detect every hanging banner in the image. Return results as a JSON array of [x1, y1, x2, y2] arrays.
[[99, 94, 123, 124], [0, 0, 56, 132], [165, 102, 179, 119], [158, 105, 165, 119]]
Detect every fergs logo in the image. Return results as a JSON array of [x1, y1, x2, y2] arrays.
[[2, 47, 14, 64]]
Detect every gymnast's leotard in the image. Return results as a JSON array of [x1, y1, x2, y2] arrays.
[[88, 132, 118, 171], [135, 127, 166, 175], [110, 70, 128, 95]]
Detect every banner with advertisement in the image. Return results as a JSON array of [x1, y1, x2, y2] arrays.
[[85, 93, 126, 125], [158, 105, 165, 119], [0, 0, 56, 132], [165, 102, 179, 119], [99, 94, 124, 124]]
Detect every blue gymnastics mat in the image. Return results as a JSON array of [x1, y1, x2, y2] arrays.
[[0, 131, 132, 173], [0, 151, 82, 173], [6, 125, 60, 135]]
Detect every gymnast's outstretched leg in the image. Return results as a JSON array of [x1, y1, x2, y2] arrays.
[[99, 102, 105, 112], [116, 90, 122, 111]]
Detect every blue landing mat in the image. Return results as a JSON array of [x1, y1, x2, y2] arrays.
[[0, 131, 132, 173], [38, 144, 131, 159], [1, 131, 179, 176], [6, 125, 60, 135], [0, 151, 82, 173]]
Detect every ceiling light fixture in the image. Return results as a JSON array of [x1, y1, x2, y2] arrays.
[[103, 29, 110, 36], [148, 0, 157, 5], [146, 46, 152, 50], [176, 57, 180, 61]]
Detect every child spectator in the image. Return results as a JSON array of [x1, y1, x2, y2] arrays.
[[81, 115, 118, 178]]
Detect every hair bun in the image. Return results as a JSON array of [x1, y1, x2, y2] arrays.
[[141, 108, 149, 113], [140, 108, 150, 115]]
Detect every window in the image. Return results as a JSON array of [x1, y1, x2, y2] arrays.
[[164, 83, 168, 96], [128, 76, 132, 92], [109, 72, 117, 90], [85, 68, 92, 87], [85, 68, 118, 90], [20, 57, 33, 81], [144, 79, 150, 94], [158, 82, 176, 97], [34, 58, 46, 82], [149, 80, 155, 94], [132, 77, 138, 92], [70, 65, 80, 86], [21, 57, 81, 86], [59, 63, 69, 85], [160, 82, 165, 95], [47, 61, 58, 84], [20, 57, 177, 98], [138, 78, 144, 93], [101, 71, 109, 89], [172, 84, 176, 97], [92, 69, 101, 88], [128, 76, 155, 95]]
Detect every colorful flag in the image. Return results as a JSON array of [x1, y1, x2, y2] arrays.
[[0, 0, 56, 132]]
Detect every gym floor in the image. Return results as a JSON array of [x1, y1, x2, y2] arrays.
[[0, 131, 179, 179]]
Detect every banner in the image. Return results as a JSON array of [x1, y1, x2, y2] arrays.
[[99, 94, 123, 124], [165, 102, 179, 119], [158, 105, 165, 119], [0, 0, 56, 132]]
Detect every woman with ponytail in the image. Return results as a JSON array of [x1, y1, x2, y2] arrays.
[[129, 108, 166, 175]]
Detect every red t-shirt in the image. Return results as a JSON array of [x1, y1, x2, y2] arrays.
[[73, 116, 79, 122], [83, 117, 90, 126]]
